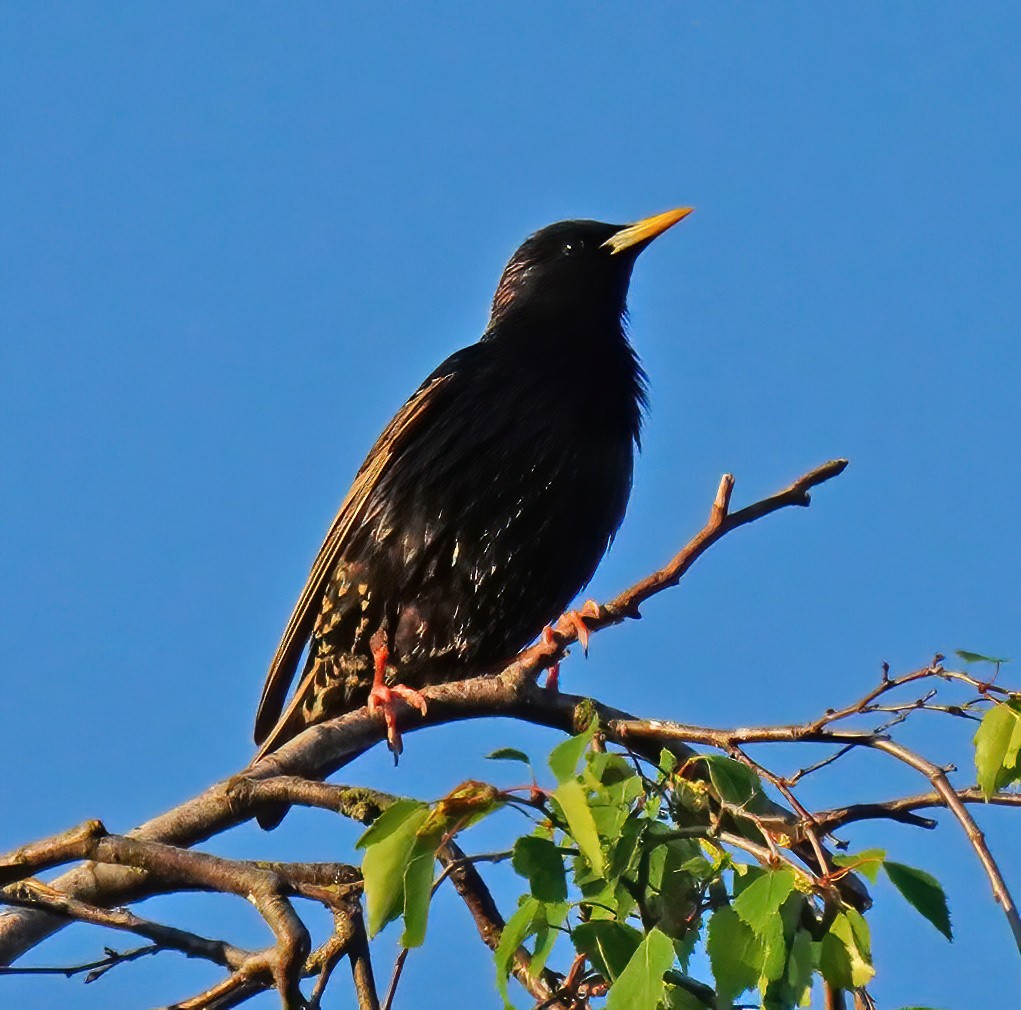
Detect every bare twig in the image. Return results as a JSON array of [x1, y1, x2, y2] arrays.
[[0, 880, 249, 972], [0, 461, 853, 966], [0, 943, 160, 982], [615, 670, 1021, 954]]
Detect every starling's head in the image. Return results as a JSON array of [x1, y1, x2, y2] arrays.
[[490, 208, 693, 327]]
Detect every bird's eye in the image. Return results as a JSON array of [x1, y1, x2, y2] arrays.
[[562, 240, 585, 257]]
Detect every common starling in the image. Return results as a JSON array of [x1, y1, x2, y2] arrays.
[[253, 208, 692, 764]]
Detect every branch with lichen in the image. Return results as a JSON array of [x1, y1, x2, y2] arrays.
[[1, 458, 1018, 1008]]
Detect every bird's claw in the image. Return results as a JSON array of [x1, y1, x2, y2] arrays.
[[563, 599, 601, 655], [368, 682, 428, 755], [369, 640, 427, 754], [541, 601, 601, 691]]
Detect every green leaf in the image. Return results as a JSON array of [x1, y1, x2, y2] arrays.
[[645, 832, 699, 939], [706, 906, 762, 1002], [494, 896, 540, 1008], [553, 779, 605, 875], [608, 815, 646, 881], [659, 748, 678, 776], [486, 747, 533, 767], [529, 902, 568, 975], [785, 928, 816, 1005], [884, 861, 953, 940], [573, 919, 643, 982], [549, 722, 596, 783], [512, 836, 568, 903], [974, 700, 1021, 796], [733, 869, 796, 934], [832, 847, 886, 884], [758, 911, 788, 987], [819, 911, 874, 989], [955, 649, 1010, 665], [398, 842, 436, 947], [605, 927, 676, 1010], [355, 797, 427, 849], [703, 755, 761, 806], [588, 773, 643, 847], [358, 802, 430, 937], [663, 983, 712, 1009]]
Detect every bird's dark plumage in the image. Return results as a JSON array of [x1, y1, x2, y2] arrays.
[[253, 209, 691, 764]]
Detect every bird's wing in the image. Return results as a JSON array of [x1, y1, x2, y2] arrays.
[[252, 373, 454, 746]]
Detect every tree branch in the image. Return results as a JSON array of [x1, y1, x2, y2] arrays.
[[0, 460, 850, 966]]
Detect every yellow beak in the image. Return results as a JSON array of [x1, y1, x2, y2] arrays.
[[602, 206, 694, 255]]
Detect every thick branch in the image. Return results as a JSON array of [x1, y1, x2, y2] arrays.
[[0, 460, 848, 964]]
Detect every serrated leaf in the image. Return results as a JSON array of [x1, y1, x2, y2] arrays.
[[884, 861, 953, 940], [605, 927, 676, 1010], [1007, 706, 1021, 770], [673, 926, 699, 971], [706, 906, 762, 1002], [512, 836, 567, 903], [398, 842, 436, 947], [832, 847, 886, 884], [761, 912, 789, 990], [549, 722, 596, 783], [529, 902, 568, 975], [608, 816, 646, 880], [553, 779, 605, 875], [973, 701, 1021, 796], [573, 919, 643, 981], [486, 747, 533, 767], [659, 748, 678, 776], [355, 797, 427, 849], [664, 983, 711, 1009], [588, 774, 643, 847], [733, 869, 796, 934], [703, 755, 761, 806], [494, 896, 540, 1008], [955, 649, 1010, 665], [645, 834, 699, 939], [785, 928, 816, 1005], [359, 802, 431, 937], [819, 911, 874, 989], [844, 907, 871, 958]]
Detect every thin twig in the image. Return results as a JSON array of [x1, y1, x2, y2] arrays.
[[0, 460, 850, 966], [0, 943, 160, 981]]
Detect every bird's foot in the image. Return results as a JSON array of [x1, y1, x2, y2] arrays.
[[541, 601, 601, 691], [562, 599, 602, 655], [368, 643, 427, 755]]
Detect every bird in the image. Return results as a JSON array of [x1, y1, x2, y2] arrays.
[[252, 207, 692, 770]]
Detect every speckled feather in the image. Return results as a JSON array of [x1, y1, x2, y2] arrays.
[[253, 218, 663, 760]]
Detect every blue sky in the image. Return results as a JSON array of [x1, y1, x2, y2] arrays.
[[2, 4, 1019, 1007]]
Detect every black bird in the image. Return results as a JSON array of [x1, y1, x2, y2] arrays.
[[253, 208, 692, 763]]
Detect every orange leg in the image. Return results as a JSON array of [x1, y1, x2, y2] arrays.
[[368, 642, 428, 755], [542, 625, 561, 692]]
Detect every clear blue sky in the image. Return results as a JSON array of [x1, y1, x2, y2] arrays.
[[2, 4, 1019, 1007]]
